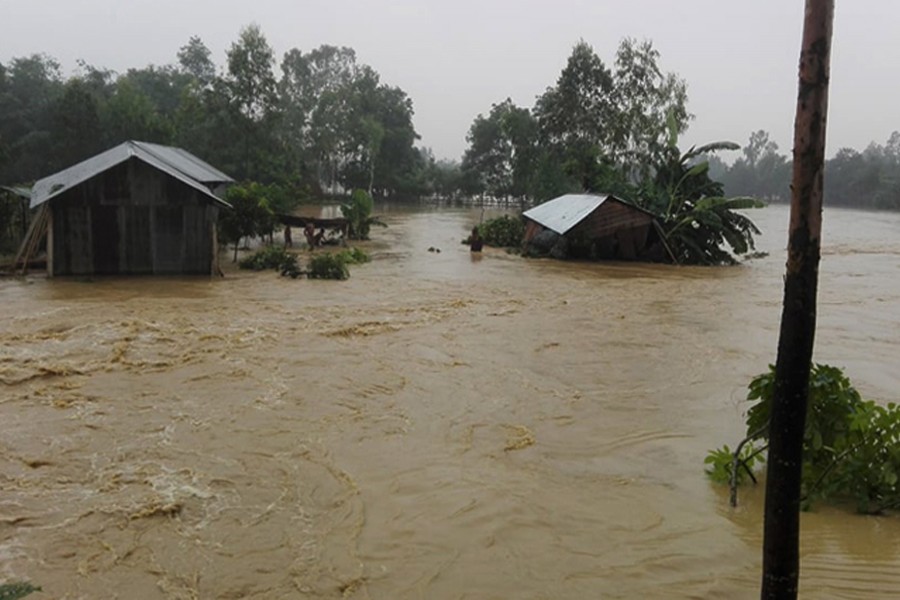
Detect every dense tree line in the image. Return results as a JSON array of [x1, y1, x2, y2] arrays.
[[0, 25, 447, 199], [707, 129, 900, 210], [3, 29, 896, 213], [459, 38, 690, 205], [457, 39, 898, 213]]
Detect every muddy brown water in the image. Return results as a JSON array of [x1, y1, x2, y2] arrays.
[[1, 204, 899, 599]]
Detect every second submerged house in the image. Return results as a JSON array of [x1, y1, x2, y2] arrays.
[[522, 193, 668, 262], [29, 141, 233, 276]]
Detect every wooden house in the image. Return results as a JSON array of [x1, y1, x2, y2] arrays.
[[522, 193, 669, 262], [28, 141, 233, 276]]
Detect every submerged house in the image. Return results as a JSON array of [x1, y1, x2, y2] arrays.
[[522, 193, 669, 262], [28, 141, 233, 276]]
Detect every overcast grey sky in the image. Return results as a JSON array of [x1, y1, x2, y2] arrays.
[[2, 1, 897, 161]]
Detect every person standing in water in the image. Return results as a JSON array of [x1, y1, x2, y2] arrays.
[[304, 222, 317, 249], [469, 226, 483, 252]]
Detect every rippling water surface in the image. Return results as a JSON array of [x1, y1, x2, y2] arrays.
[[1, 204, 899, 599]]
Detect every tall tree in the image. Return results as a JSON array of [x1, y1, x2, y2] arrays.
[[177, 36, 216, 87], [50, 78, 104, 169], [461, 98, 537, 200], [174, 76, 243, 179], [278, 48, 316, 183], [0, 54, 63, 181], [610, 38, 690, 177], [355, 83, 420, 196], [102, 78, 173, 145], [227, 24, 277, 121], [761, 1, 834, 598], [304, 45, 359, 192], [535, 41, 615, 151], [534, 41, 615, 190], [526, 39, 689, 194], [226, 23, 279, 179]]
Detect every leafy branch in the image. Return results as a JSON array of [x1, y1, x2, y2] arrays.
[[707, 364, 900, 514]]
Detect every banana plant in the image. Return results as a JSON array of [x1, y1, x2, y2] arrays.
[[642, 116, 765, 264]]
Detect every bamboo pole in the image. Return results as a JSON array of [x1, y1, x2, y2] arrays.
[[13, 204, 49, 275], [761, 1, 834, 598]]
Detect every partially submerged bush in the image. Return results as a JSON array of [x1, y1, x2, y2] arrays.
[[308, 253, 350, 280], [0, 582, 41, 600], [239, 245, 296, 272], [335, 247, 370, 264], [244, 245, 367, 280], [470, 215, 524, 248], [707, 364, 900, 514]]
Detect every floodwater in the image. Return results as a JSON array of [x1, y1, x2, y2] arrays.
[[1, 203, 899, 599]]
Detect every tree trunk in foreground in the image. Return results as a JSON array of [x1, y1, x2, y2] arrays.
[[761, 1, 834, 598]]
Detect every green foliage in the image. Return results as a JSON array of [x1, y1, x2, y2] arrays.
[[226, 24, 277, 123], [177, 36, 216, 86], [5, 29, 896, 210], [240, 245, 366, 280], [460, 99, 538, 201], [0, 582, 41, 600], [476, 215, 524, 247], [704, 443, 765, 485], [718, 130, 791, 202], [307, 252, 350, 280], [706, 364, 900, 514], [457, 38, 690, 204], [709, 129, 900, 210], [238, 245, 297, 272], [0, 31, 424, 198], [526, 152, 582, 202], [638, 125, 764, 265], [662, 194, 765, 265], [218, 182, 276, 262], [340, 189, 385, 240], [335, 247, 370, 264], [532, 39, 690, 186]]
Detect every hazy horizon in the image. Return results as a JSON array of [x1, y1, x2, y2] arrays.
[[3, 1, 896, 162]]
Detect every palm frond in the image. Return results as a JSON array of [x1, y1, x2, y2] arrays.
[[682, 141, 740, 162]]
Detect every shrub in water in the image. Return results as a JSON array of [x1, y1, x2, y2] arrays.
[[476, 215, 524, 248], [308, 253, 350, 280], [280, 256, 303, 279], [335, 247, 370, 264], [239, 245, 296, 272], [0, 582, 41, 600], [706, 363, 900, 514]]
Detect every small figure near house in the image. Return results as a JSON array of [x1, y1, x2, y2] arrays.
[[304, 222, 317, 249], [283, 225, 293, 248], [469, 226, 483, 252], [314, 227, 326, 247]]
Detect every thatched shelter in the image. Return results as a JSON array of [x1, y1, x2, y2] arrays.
[[522, 193, 669, 262], [27, 141, 233, 276]]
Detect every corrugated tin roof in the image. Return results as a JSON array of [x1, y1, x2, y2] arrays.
[[522, 194, 610, 235], [132, 141, 234, 185], [30, 141, 233, 209]]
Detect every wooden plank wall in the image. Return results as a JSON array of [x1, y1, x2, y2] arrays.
[[575, 200, 654, 239], [50, 158, 216, 275]]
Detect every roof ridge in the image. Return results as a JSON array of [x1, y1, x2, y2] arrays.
[[30, 141, 231, 208]]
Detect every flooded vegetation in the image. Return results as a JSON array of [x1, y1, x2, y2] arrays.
[[1, 204, 899, 598]]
